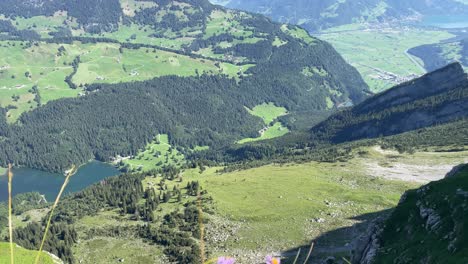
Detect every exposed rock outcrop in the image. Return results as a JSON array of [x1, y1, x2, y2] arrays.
[[351, 217, 384, 264]]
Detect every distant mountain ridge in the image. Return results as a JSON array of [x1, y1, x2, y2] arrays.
[[310, 62, 468, 143], [213, 0, 468, 31]]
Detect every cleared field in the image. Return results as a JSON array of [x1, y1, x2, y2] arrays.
[[0, 41, 80, 122], [0, 242, 56, 264], [119, 134, 185, 172], [205, 10, 253, 39], [13, 12, 73, 38], [237, 122, 289, 144], [281, 24, 316, 45], [0, 40, 250, 122], [120, 0, 157, 17], [73, 44, 246, 85], [318, 24, 454, 92], [247, 102, 288, 124], [73, 236, 165, 264], [80, 24, 195, 50], [186, 162, 415, 250], [238, 102, 290, 143]]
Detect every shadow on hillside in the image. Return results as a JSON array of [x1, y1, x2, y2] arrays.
[[281, 209, 392, 264]]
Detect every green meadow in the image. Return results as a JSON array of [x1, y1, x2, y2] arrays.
[[181, 146, 468, 261], [119, 134, 185, 172], [0, 40, 250, 122], [247, 102, 288, 124], [73, 44, 246, 85], [281, 24, 316, 45], [0, 242, 56, 264], [0, 40, 80, 121], [73, 237, 165, 264], [185, 161, 416, 253], [237, 122, 289, 144]]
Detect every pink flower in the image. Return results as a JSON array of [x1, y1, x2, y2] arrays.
[[266, 255, 281, 264], [217, 257, 235, 264]]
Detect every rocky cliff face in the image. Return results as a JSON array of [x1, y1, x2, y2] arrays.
[[353, 164, 468, 264]]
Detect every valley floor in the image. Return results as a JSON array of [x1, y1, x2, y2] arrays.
[[317, 23, 455, 92]]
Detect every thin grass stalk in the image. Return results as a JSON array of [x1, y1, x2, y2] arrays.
[[302, 242, 314, 264], [292, 248, 301, 264], [342, 257, 352, 264], [34, 165, 76, 264], [8, 164, 14, 264], [197, 190, 206, 264]]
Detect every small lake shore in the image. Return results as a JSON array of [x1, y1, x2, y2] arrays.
[[0, 161, 120, 202]]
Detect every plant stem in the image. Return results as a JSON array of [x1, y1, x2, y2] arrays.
[[303, 242, 314, 264], [34, 165, 76, 264], [197, 190, 205, 264], [8, 164, 14, 264]]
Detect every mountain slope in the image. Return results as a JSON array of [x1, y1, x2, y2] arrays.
[[0, 0, 368, 123], [310, 63, 468, 143], [356, 164, 468, 264], [0, 0, 369, 172], [409, 37, 468, 72], [221, 0, 468, 31]]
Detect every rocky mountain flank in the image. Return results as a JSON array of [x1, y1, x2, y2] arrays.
[[353, 164, 468, 264]]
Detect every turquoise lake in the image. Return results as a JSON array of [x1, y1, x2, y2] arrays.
[[0, 161, 120, 202]]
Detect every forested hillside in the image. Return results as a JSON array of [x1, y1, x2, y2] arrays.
[[409, 37, 468, 71], [0, 0, 370, 172], [222, 0, 468, 31]]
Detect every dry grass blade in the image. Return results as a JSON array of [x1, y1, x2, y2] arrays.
[[34, 165, 77, 264], [8, 164, 14, 264], [197, 190, 205, 264], [302, 241, 314, 264], [292, 248, 301, 264]]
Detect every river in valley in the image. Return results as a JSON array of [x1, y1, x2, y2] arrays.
[[0, 161, 120, 202]]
